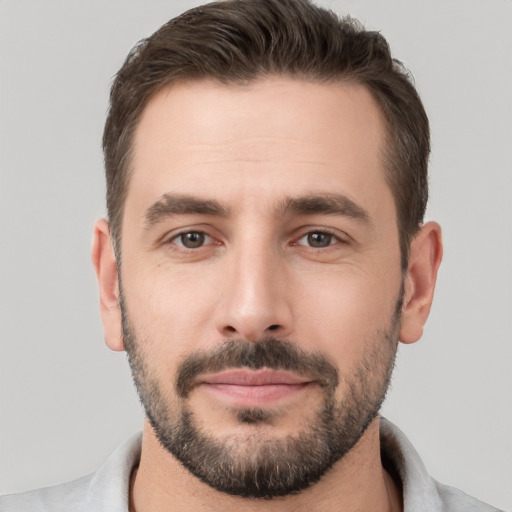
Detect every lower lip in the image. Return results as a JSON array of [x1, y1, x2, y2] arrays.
[[202, 382, 310, 407]]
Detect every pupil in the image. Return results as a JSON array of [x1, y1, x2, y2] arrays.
[[308, 232, 331, 248], [182, 232, 204, 248]]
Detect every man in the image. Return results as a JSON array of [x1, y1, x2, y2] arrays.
[[0, 0, 504, 511]]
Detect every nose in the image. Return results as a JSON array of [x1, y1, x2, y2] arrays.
[[214, 242, 294, 341]]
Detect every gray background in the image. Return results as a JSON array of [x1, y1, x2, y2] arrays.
[[1, 1, 511, 509]]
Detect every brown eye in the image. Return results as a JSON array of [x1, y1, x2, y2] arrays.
[[176, 231, 207, 248]]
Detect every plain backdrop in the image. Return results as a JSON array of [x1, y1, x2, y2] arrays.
[[1, 0, 511, 509]]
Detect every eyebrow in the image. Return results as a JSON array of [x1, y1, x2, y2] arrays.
[[279, 194, 370, 222], [144, 192, 370, 229], [145, 193, 230, 228]]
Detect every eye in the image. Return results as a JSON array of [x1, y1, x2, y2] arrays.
[[172, 231, 212, 249], [297, 231, 338, 248]]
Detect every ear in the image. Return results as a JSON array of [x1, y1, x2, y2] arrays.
[[91, 219, 124, 351], [399, 221, 443, 344]]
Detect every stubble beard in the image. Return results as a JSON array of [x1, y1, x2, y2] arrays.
[[121, 291, 402, 499]]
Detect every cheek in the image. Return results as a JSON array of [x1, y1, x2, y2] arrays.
[[294, 263, 401, 359], [122, 265, 221, 357]]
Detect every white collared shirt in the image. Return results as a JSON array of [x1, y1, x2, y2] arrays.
[[0, 418, 504, 511]]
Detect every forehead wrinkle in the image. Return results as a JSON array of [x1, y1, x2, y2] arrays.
[[181, 134, 329, 160]]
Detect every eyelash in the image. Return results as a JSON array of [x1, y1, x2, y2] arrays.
[[294, 229, 346, 249], [167, 230, 216, 249], [165, 228, 347, 251]]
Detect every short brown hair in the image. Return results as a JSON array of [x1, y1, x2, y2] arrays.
[[103, 0, 429, 269]]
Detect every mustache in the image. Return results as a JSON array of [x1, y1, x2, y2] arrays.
[[175, 337, 339, 398]]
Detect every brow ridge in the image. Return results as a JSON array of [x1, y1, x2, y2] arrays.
[[144, 192, 370, 229], [279, 193, 370, 222], [145, 193, 229, 228]]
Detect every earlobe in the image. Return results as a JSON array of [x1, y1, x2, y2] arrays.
[[91, 219, 124, 352], [399, 221, 443, 344]]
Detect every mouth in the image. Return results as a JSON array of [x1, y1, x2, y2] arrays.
[[198, 369, 314, 407]]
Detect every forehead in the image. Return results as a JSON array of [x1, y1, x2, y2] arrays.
[[127, 77, 392, 220]]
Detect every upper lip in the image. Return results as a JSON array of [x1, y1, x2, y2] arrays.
[[200, 369, 312, 386]]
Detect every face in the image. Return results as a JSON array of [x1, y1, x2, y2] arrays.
[[118, 78, 404, 497]]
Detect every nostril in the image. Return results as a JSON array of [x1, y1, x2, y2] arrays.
[[225, 325, 237, 333], [267, 324, 279, 331]]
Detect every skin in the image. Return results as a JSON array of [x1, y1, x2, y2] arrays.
[[92, 77, 442, 512]]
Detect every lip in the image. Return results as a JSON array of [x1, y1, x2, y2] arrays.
[[198, 369, 313, 407], [201, 369, 310, 386]]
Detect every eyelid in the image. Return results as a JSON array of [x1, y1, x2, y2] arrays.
[[173, 231, 213, 248], [292, 227, 349, 247], [158, 225, 350, 250], [161, 227, 219, 248]]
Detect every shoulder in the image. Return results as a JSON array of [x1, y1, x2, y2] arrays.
[[434, 481, 506, 512], [379, 417, 505, 512], [0, 474, 93, 512], [0, 433, 141, 512]]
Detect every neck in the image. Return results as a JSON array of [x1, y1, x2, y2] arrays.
[[130, 417, 402, 512]]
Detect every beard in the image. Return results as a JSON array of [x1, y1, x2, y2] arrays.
[[121, 290, 402, 499]]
